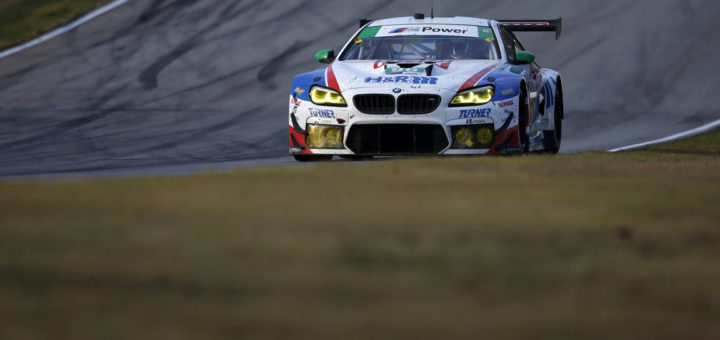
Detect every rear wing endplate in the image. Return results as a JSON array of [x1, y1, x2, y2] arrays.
[[498, 18, 562, 40]]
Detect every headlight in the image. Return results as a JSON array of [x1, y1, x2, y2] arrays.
[[309, 86, 347, 107], [306, 124, 345, 149], [449, 86, 494, 106]]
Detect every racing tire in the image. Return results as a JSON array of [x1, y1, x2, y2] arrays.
[[542, 82, 563, 154], [293, 155, 333, 162], [518, 86, 530, 153]]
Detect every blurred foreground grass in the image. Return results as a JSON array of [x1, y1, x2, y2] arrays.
[[1, 130, 719, 339], [0, 0, 110, 51]]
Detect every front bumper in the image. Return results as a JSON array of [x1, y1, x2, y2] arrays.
[[289, 89, 520, 156]]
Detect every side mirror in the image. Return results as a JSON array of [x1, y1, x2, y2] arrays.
[[515, 51, 536, 64], [316, 49, 335, 64]]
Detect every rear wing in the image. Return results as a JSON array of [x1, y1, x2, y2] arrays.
[[498, 18, 562, 40]]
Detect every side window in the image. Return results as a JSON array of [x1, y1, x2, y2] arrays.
[[499, 26, 517, 62], [512, 33, 538, 68], [513, 34, 526, 52]]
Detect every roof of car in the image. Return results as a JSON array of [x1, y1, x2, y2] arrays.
[[368, 16, 492, 27]]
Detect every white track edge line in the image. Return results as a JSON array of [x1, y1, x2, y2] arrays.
[[608, 118, 720, 153], [0, 0, 129, 60]]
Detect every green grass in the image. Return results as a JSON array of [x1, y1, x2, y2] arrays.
[[1, 130, 719, 339], [0, 0, 110, 51]]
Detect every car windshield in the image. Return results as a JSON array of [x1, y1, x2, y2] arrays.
[[341, 36, 500, 61]]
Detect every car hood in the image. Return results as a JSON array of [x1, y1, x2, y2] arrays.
[[332, 60, 502, 92]]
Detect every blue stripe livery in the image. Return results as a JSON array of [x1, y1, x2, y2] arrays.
[[290, 68, 328, 101]]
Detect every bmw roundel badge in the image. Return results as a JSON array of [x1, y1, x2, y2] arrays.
[[393, 88, 402, 93]]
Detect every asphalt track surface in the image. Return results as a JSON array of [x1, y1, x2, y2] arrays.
[[1, 0, 719, 178]]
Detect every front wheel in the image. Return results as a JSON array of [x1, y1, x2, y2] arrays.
[[293, 155, 333, 162]]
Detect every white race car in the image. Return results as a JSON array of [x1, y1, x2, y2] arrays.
[[289, 14, 563, 161]]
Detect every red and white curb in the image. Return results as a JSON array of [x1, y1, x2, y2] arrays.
[[0, 0, 129, 60], [608, 118, 720, 152]]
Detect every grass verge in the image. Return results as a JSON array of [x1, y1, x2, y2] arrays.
[[1, 130, 719, 339], [0, 0, 111, 51]]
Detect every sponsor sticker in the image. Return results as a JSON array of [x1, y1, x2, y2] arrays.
[[501, 89, 515, 96], [385, 66, 427, 74], [365, 76, 438, 84], [498, 100, 514, 108], [375, 25, 478, 38], [294, 87, 305, 94], [309, 108, 336, 118], [464, 118, 492, 125], [390, 27, 420, 34], [459, 108, 491, 119]]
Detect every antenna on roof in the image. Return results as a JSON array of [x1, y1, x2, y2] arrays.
[[431, 0, 435, 19]]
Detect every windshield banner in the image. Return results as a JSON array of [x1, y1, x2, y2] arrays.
[[374, 25, 481, 38]]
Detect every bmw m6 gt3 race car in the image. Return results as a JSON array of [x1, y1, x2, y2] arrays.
[[288, 14, 564, 161]]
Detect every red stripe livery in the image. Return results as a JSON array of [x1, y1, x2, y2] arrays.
[[458, 62, 502, 92]]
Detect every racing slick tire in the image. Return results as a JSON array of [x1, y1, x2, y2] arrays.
[[293, 155, 333, 162], [542, 81, 563, 154], [519, 86, 530, 153]]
